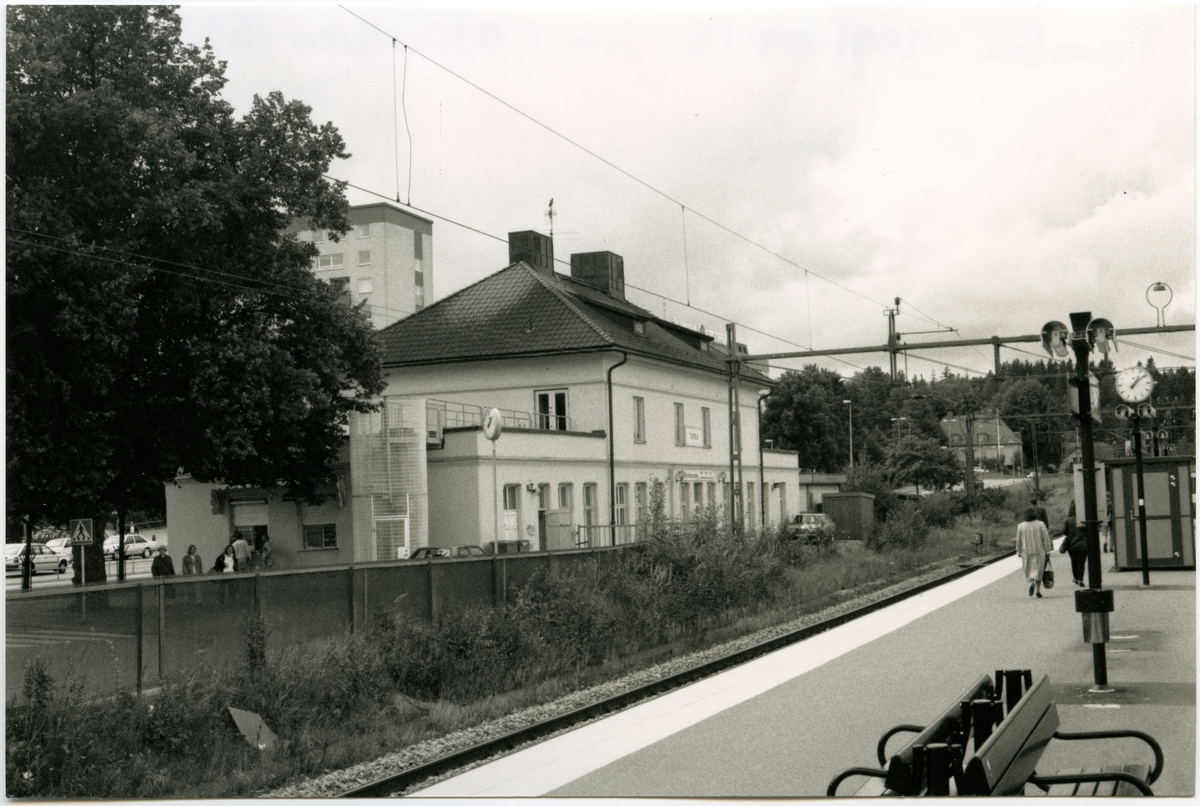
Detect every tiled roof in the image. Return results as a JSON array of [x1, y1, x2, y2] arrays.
[[377, 262, 769, 382], [940, 416, 1020, 442]]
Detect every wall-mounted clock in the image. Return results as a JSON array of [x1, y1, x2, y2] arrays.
[[1115, 366, 1155, 403], [483, 407, 503, 440]]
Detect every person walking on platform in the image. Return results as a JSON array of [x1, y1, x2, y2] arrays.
[[1059, 499, 1087, 586], [1016, 506, 1053, 598], [1030, 498, 1049, 530]]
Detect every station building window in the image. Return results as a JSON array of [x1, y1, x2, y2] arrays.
[[536, 390, 568, 431]]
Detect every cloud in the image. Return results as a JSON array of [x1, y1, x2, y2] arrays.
[[179, 5, 1195, 375]]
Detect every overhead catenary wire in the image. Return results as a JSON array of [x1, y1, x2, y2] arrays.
[[6, 224, 846, 351], [331, 7, 1199, 366], [392, 40, 401, 203], [7, 236, 314, 303], [330, 176, 870, 371], [1120, 338, 1195, 362], [335, 7, 913, 321], [401, 43, 413, 205]]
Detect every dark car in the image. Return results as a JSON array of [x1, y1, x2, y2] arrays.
[[409, 545, 488, 560], [785, 513, 836, 543]]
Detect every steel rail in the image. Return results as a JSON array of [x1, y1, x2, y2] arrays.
[[339, 549, 1015, 798]]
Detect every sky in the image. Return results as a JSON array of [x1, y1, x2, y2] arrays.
[[178, 3, 1196, 381]]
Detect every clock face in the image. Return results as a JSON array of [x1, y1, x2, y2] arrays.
[[483, 408, 503, 440], [1115, 367, 1155, 403]]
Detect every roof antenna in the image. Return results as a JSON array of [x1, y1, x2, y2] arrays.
[[546, 198, 555, 238]]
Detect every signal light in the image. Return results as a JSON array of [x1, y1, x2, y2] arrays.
[[1040, 321, 1069, 358], [1087, 318, 1117, 356]]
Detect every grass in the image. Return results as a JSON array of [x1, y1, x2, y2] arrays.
[[8, 477, 1064, 798]]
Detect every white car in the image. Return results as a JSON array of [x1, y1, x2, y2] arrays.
[[6, 543, 71, 576], [103, 533, 160, 560]]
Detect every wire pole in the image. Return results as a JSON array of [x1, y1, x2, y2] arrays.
[[1069, 311, 1110, 692]]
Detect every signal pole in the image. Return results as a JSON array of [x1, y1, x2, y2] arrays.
[[1063, 312, 1115, 692]]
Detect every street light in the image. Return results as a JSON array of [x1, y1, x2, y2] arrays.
[[1146, 282, 1172, 327], [843, 399, 853, 470]]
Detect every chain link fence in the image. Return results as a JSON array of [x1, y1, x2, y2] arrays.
[[6, 547, 624, 700]]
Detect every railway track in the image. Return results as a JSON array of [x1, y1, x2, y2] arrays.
[[339, 550, 1013, 798]]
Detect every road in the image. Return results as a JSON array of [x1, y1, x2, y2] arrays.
[[6, 557, 155, 590]]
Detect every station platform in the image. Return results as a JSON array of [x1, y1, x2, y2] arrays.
[[415, 549, 1195, 798]]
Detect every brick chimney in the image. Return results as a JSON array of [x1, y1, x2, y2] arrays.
[[508, 231, 554, 275], [570, 251, 625, 301]]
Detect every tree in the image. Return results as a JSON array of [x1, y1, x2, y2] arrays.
[[885, 435, 962, 493], [761, 366, 850, 472], [996, 378, 1067, 471], [6, 7, 383, 579]]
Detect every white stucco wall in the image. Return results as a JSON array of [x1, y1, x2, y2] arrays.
[[395, 351, 796, 542], [164, 474, 355, 572]]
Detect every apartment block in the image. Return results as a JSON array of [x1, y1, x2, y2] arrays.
[[286, 202, 433, 329]]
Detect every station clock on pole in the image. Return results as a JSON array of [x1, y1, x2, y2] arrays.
[[1115, 365, 1155, 404]]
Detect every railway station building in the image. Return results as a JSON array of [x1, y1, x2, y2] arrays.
[[165, 230, 798, 566]]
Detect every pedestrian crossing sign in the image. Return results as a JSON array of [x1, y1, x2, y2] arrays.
[[68, 519, 93, 546]]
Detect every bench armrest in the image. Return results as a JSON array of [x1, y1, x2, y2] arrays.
[[876, 724, 924, 765], [1053, 729, 1164, 784], [827, 767, 888, 796], [1029, 770, 1154, 796]]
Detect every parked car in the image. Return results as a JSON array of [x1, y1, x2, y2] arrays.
[[6, 543, 70, 576], [409, 545, 489, 560], [103, 533, 159, 560], [44, 536, 71, 552], [786, 513, 836, 543]]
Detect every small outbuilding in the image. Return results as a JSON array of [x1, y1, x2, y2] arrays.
[[822, 491, 875, 541]]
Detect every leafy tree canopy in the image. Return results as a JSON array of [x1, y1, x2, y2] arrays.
[[7, 6, 383, 532], [885, 434, 961, 492], [761, 365, 849, 472]]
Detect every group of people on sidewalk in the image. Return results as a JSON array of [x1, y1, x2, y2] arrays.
[[1016, 498, 1089, 598], [210, 531, 273, 573], [147, 533, 273, 579]]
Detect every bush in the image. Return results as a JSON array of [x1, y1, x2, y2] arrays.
[[844, 464, 901, 522], [917, 493, 959, 528], [867, 502, 930, 552]]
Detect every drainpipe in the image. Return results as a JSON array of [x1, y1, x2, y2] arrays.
[[757, 388, 775, 530], [607, 352, 629, 530]]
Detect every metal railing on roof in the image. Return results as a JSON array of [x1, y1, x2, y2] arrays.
[[574, 523, 643, 548], [425, 399, 537, 435]]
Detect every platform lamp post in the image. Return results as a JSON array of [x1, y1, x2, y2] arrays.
[[1042, 313, 1116, 692], [842, 399, 853, 472]]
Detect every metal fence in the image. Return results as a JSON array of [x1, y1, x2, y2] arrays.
[[5, 547, 625, 701]]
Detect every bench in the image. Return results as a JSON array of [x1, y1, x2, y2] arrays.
[[963, 674, 1161, 796], [826, 672, 997, 796], [828, 671, 1162, 796]]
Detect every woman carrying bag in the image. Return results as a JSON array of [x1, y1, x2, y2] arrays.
[[1059, 499, 1088, 586], [1016, 506, 1053, 598]]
